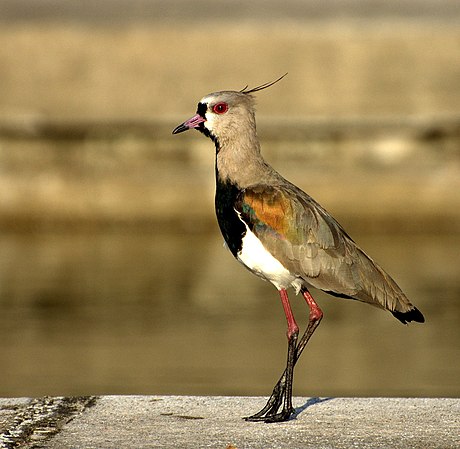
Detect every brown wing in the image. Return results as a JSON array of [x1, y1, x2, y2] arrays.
[[238, 183, 421, 319]]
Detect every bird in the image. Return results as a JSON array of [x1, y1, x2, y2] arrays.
[[172, 75, 424, 423]]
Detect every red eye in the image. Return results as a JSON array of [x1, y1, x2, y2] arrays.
[[212, 102, 229, 114]]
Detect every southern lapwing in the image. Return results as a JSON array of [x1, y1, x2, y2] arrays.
[[172, 75, 425, 423]]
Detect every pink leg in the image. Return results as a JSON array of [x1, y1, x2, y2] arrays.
[[295, 288, 323, 362], [246, 288, 299, 422], [279, 288, 299, 340], [245, 287, 322, 422], [302, 288, 323, 322]]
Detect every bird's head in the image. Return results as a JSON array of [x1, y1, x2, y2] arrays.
[[172, 74, 287, 146]]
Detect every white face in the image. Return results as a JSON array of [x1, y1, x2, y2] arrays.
[[195, 90, 256, 142], [172, 90, 255, 141], [199, 93, 231, 136]]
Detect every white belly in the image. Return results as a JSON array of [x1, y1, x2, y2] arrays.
[[237, 223, 300, 292]]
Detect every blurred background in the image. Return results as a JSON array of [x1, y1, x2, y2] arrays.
[[0, 0, 459, 399]]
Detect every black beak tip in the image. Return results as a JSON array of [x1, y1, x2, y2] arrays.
[[172, 123, 189, 135]]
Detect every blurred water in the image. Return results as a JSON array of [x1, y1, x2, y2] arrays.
[[0, 228, 458, 398]]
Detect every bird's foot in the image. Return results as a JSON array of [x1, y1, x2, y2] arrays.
[[244, 406, 295, 423], [244, 381, 294, 423], [263, 406, 295, 423], [244, 400, 281, 422]]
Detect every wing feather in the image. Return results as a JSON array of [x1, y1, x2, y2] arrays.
[[237, 183, 415, 314]]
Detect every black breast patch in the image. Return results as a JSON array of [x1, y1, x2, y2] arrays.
[[215, 177, 246, 257]]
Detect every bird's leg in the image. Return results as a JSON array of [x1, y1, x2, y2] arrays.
[[244, 288, 322, 423], [245, 289, 298, 422], [294, 288, 323, 361]]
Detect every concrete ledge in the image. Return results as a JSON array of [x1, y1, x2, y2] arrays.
[[0, 396, 458, 448]]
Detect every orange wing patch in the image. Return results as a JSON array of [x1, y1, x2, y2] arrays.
[[242, 188, 295, 240]]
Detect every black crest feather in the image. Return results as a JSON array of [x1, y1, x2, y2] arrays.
[[240, 73, 288, 94]]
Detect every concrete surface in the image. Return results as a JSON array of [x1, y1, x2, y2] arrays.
[[0, 396, 458, 448]]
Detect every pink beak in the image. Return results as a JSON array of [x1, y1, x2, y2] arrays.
[[172, 113, 206, 134]]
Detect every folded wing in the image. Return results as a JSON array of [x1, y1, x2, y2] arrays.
[[237, 184, 424, 323]]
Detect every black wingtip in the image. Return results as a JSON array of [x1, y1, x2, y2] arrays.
[[391, 307, 425, 325]]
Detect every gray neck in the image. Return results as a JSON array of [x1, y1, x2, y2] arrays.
[[214, 126, 279, 189]]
